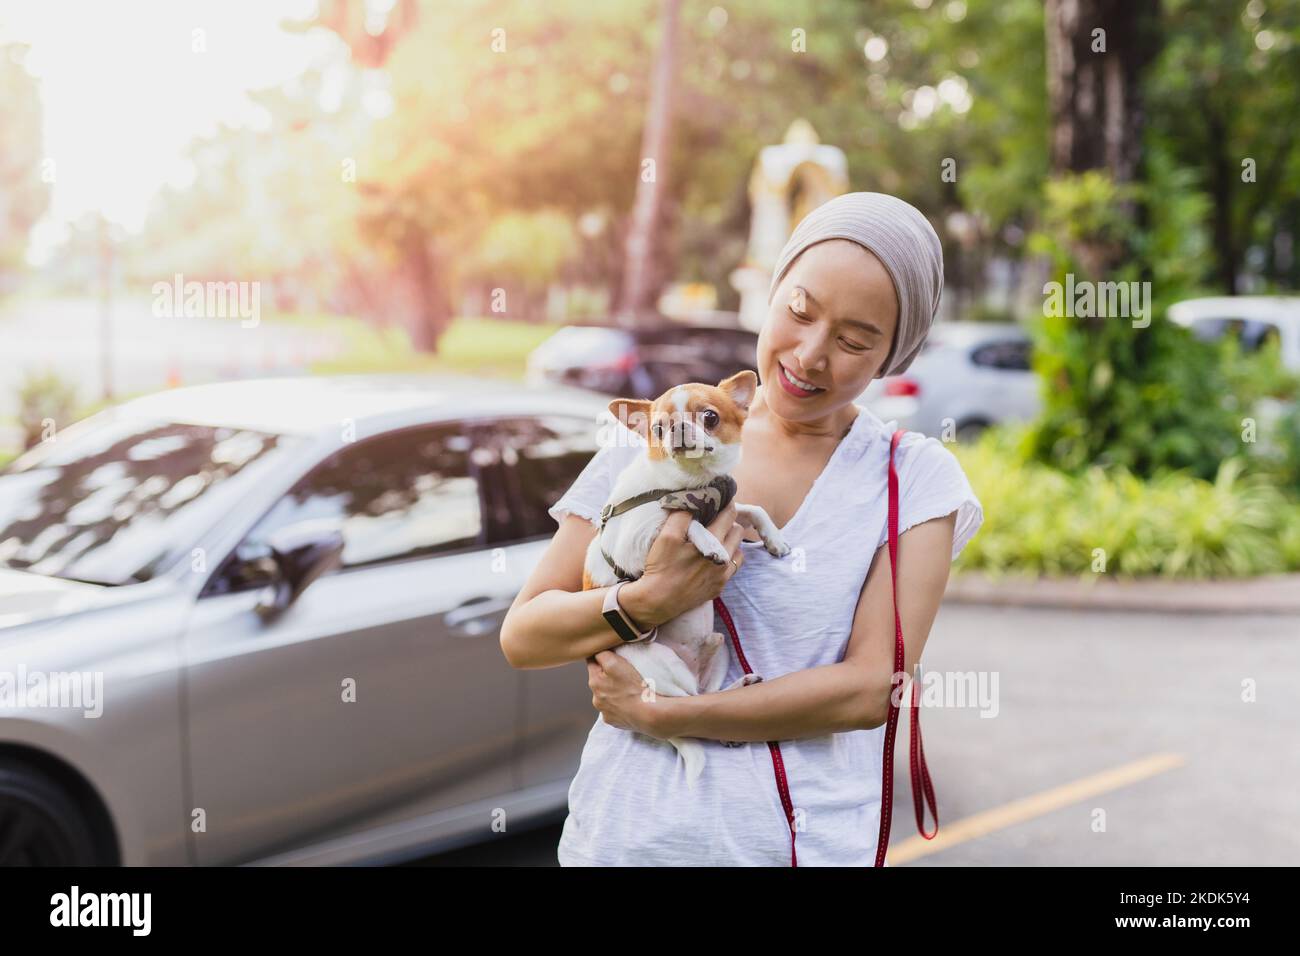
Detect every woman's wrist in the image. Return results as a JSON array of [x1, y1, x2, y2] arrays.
[[644, 692, 686, 738], [619, 576, 667, 630]]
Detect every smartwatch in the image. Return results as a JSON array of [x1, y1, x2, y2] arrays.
[[602, 581, 658, 644]]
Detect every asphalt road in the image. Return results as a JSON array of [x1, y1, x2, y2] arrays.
[[402, 601, 1300, 866]]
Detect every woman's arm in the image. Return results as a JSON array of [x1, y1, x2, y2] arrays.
[[635, 511, 958, 742], [498, 515, 665, 670], [499, 504, 745, 670]]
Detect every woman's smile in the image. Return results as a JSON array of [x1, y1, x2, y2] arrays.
[[776, 361, 826, 398]]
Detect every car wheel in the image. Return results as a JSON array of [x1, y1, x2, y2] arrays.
[[0, 759, 102, 865]]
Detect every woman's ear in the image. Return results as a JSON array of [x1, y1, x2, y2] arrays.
[[718, 370, 757, 413], [608, 398, 653, 441]]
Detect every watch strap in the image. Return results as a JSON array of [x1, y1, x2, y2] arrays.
[[602, 581, 656, 643]]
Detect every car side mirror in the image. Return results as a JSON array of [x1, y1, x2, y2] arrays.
[[254, 523, 345, 622]]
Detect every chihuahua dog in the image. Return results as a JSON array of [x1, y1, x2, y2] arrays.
[[581, 370, 790, 786]]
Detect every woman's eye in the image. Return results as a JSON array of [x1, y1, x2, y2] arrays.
[[702, 410, 719, 428], [842, 339, 868, 352]]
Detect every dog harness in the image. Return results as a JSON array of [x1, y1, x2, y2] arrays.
[[596, 475, 738, 583]]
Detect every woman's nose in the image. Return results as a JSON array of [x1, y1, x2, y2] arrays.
[[793, 333, 830, 373]]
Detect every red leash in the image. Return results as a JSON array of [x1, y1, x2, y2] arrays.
[[713, 596, 800, 865], [712, 427, 938, 867]]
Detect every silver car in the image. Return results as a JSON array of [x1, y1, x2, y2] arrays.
[[0, 375, 610, 865], [857, 321, 1039, 441]]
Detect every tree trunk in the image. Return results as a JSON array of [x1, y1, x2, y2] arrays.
[[1045, 0, 1161, 328], [399, 229, 450, 353], [616, 0, 680, 328], [1206, 110, 1240, 295], [1045, 0, 1160, 189]]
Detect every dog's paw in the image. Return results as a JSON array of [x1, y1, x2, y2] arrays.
[[719, 672, 764, 693], [764, 536, 791, 558]]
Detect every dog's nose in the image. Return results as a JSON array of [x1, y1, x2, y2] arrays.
[[670, 419, 708, 454]]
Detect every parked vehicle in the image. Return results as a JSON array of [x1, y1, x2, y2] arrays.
[[526, 321, 759, 398], [1168, 296, 1300, 371], [0, 375, 613, 865], [857, 321, 1039, 441], [1169, 295, 1300, 441]]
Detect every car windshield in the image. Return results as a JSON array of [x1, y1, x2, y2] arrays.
[[0, 413, 297, 586]]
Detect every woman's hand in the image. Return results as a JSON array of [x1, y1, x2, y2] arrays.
[[620, 502, 745, 628], [586, 650, 669, 738]]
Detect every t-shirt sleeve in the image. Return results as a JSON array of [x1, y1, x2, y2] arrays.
[[547, 434, 640, 529], [881, 432, 984, 561]]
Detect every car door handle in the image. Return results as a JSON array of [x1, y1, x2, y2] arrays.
[[445, 596, 515, 638]]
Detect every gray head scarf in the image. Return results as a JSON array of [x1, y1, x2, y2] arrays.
[[767, 191, 944, 379]]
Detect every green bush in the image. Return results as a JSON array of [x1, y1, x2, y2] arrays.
[[1021, 160, 1287, 482], [955, 425, 1300, 579], [1269, 403, 1300, 495], [17, 368, 79, 450]]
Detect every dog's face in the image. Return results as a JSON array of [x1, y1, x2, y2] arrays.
[[609, 370, 756, 474]]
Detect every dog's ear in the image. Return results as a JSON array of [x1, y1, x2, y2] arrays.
[[608, 398, 653, 442], [718, 370, 757, 413]]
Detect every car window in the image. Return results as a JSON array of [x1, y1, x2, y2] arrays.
[[205, 423, 483, 596], [1187, 316, 1280, 353], [473, 415, 600, 544], [970, 340, 1032, 371], [1244, 321, 1281, 352], [1187, 318, 1228, 345], [635, 328, 759, 396], [0, 416, 294, 585]]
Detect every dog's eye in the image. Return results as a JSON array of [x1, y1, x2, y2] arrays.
[[651, 422, 665, 441], [702, 409, 719, 429]]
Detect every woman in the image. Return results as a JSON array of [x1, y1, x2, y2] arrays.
[[499, 191, 984, 866]]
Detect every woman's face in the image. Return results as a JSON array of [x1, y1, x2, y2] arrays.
[[757, 238, 900, 421]]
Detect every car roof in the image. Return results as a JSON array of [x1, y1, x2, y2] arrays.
[[1168, 296, 1300, 326], [112, 374, 614, 435]]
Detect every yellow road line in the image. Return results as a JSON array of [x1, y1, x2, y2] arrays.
[[887, 752, 1187, 865]]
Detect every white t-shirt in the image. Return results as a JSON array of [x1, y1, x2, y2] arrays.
[[547, 404, 984, 866]]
